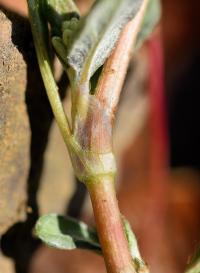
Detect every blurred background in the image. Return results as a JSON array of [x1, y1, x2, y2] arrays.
[[0, 0, 200, 273]]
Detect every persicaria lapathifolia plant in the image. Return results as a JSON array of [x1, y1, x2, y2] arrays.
[[27, 0, 162, 272]]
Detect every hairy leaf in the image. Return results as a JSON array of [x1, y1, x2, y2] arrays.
[[34, 213, 147, 271], [122, 217, 142, 261], [67, 0, 143, 84], [122, 217, 148, 272], [35, 214, 101, 251], [136, 0, 161, 49]]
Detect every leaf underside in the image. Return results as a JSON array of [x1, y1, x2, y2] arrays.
[[67, 0, 143, 83]]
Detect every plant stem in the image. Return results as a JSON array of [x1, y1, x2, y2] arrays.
[[28, 1, 151, 272], [37, 59, 72, 141], [95, 0, 149, 114], [83, 2, 150, 273], [27, 0, 72, 142], [87, 176, 136, 273]]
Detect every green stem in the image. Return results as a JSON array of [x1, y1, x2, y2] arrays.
[[28, 2, 149, 273], [37, 58, 71, 141], [27, 0, 71, 143], [87, 177, 136, 273]]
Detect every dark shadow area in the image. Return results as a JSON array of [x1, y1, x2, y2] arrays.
[[66, 177, 87, 219], [167, 50, 200, 170], [163, 0, 200, 171], [43, 1, 79, 37], [57, 215, 100, 252]]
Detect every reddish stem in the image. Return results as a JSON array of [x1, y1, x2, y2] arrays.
[[87, 177, 136, 273], [81, 2, 149, 272], [95, 0, 149, 115]]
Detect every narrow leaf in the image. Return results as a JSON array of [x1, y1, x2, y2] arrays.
[[66, 0, 143, 84], [136, 0, 161, 49], [122, 217, 149, 272]]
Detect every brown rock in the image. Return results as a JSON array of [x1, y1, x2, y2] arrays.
[[0, 10, 30, 234]]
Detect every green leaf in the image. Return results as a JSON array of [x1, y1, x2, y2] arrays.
[[185, 248, 200, 273], [122, 217, 142, 261], [122, 217, 148, 272], [34, 213, 147, 270], [35, 214, 149, 271], [65, 0, 143, 84], [136, 0, 161, 49], [27, 0, 51, 63], [34, 214, 101, 252], [42, 0, 80, 36]]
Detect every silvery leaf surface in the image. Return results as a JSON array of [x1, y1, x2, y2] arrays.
[[67, 0, 143, 84], [34, 214, 101, 251], [136, 0, 161, 49]]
